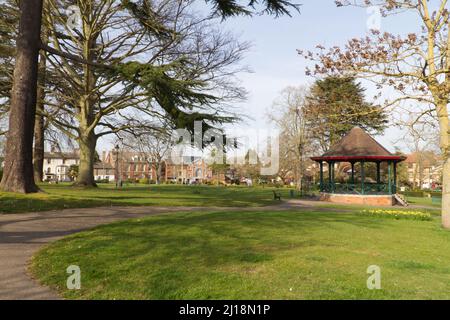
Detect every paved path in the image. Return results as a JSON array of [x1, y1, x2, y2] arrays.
[[0, 202, 315, 300], [0, 206, 235, 300], [0, 199, 435, 300]]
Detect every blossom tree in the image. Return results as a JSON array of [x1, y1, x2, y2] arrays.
[[299, 0, 450, 228]]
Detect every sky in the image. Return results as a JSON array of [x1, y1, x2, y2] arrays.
[[99, 1, 425, 155]]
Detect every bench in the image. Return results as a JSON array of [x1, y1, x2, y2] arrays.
[[273, 190, 281, 201]]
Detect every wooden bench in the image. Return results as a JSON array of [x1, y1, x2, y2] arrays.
[[273, 190, 281, 201]]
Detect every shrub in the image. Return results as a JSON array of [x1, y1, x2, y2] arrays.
[[139, 178, 149, 184], [361, 209, 432, 221], [95, 179, 110, 184]]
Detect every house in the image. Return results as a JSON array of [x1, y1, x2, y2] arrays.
[[104, 150, 158, 182], [104, 149, 217, 184], [93, 162, 115, 182], [404, 152, 442, 189], [164, 156, 214, 184], [43, 151, 80, 182], [43, 150, 114, 182]]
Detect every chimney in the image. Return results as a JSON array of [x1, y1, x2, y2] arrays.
[[102, 151, 106, 162]]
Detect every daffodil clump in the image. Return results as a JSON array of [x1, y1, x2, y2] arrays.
[[362, 209, 432, 221]]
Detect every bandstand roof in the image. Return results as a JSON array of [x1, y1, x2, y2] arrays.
[[311, 127, 406, 163]]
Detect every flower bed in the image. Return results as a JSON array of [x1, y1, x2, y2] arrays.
[[361, 209, 432, 221]]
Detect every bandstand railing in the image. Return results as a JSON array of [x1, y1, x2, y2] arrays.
[[321, 182, 396, 195]]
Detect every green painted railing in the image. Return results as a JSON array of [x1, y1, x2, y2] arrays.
[[321, 182, 396, 195]]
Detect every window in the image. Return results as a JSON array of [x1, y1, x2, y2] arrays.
[[47, 159, 51, 164]]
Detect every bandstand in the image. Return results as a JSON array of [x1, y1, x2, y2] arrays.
[[311, 127, 406, 206]]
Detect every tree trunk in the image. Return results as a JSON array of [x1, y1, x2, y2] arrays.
[[0, 0, 43, 193], [436, 100, 450, 229], [442, 156, 450, 228], [33, 49, 47, 183], [156, 162, 162, 184], [74, 132, 97, 187]]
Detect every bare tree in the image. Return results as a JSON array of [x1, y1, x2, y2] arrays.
[[121, 128, 172, 184], [41, 0, 248, 187], [268, 86, 313, 191], [300, 0, 450, 228]]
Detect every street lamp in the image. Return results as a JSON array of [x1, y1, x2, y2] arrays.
[[115, 144, 121, 188]]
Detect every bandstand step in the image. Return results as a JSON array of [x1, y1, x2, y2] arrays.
[[394, 194, 409, 207]]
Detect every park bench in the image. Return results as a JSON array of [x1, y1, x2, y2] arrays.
[[273, 190, 281, 201]]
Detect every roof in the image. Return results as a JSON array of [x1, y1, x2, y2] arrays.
[[311, 127, 406, 162], [165, 156, 203, 165], [44, 152, 79, 160], [405, 151, 440, 167], [94, 162, 114, 170]]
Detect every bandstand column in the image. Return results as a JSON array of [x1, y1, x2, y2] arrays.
[[329, 162, 335, 193], [393, 162, 397, 194], [351, 162, 355, 184], [360, 161, 365, 195], [388, 161, 392, 195], [376, 162, 381, 184], [319, 161, 324, 192], [376, 161, 381, 192]]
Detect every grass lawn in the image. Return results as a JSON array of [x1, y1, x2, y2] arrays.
[[32, 208, 450, 300], [406, 196, 441, 208], [0, 184, 293, 214]]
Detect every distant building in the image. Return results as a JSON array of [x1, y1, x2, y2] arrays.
[[43, 151, 80, 182], [104, 151, 158, 182], [404, 152, 442, 189], [43, 150, 114, 182], [164, 156, 214, 184], [93, 162, 115, 181], [104, 150, 217, 184]]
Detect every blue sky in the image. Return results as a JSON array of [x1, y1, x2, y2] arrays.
[[101, 1, 422, 154], [216, 1, 416, 149]]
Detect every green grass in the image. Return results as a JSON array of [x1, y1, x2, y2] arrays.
[[406, 196, 441, 208], [32, 208, 450, 300], [0, 184, 293, 214]]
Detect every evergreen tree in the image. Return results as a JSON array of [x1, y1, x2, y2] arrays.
[[304, 76, 388, 152]]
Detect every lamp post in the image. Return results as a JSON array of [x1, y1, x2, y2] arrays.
[[115, 144, 121, 188]]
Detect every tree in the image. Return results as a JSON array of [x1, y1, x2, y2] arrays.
[[33, 35, 48, 183], [1, 1, 60, 182], [208, 148, 230, 184], [127, 0, 300, 19], [268, 86, 313, 191], [42, 0, 250, 187], [121, 128, 172, 184], [300, 1, 450, 228], [399, 121, 438, 188], [0, 0, 17, 135], [0, 0, 300, 194], [304, 76, 388, 152], [0, 0, 43, 193], [68, 164, 79, 181]]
